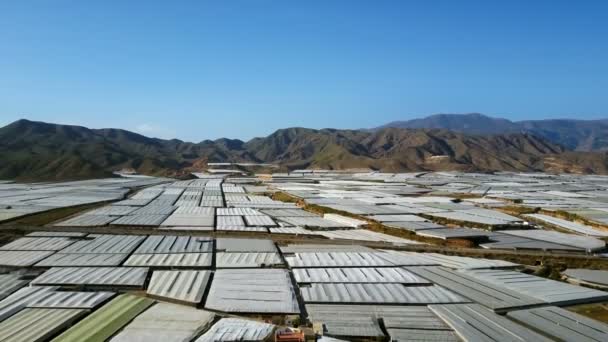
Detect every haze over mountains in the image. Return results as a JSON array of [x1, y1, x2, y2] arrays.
[[379, 113, 608, 151], [2, 115, 608, 180]]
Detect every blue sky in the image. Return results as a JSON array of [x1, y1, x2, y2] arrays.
[[1, 1, 607, 141]]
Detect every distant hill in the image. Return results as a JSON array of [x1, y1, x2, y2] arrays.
[[0, 119, 257, 180], [378, 113, 608, 151], [244, 127, 564, 172], [1, 119, 608, 180]]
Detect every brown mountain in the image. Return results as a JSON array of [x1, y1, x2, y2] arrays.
[[0, 119, 257, 180], [378, 113, 608, 151], [1, 119, 607, 181], [245, 127, 565, 172]]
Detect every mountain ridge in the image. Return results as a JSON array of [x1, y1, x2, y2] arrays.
[[378, 113, 608, 151], [2, 118, 608, 180]]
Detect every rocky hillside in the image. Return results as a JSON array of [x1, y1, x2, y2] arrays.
[[378, 113, 608, 151], [0, 119, 256, 180], [245, 127, 564, 172], [2, 119, 608, 180]]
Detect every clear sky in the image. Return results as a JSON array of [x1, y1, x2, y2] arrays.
[[1, 1, 607, 141]]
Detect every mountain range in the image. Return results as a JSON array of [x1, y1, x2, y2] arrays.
[[378, 113, 608, 151], [1, 116, 608, 180]]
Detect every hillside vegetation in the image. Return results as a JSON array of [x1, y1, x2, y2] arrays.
[[1, 119, 608, 180], [379, 113, 608, 151]]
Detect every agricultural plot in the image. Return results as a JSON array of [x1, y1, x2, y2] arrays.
[[0, 171, 607, 340]]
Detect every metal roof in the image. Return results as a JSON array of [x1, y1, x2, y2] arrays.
[[386, 329, 458, 342], [110, 302, 215, 342], [60, 234, 145, 254], [216, 252, 284, 268], [175, 200, 202, 207], [425, 211, 513, 226], [322, 214, 367, 227], [200, 198, 224, 207], [306, 304, 454, 339], [0, 250, 55, 266], [205, 269, 300, 314], [35, 253, 128, 267], [217, 208, 264, 216], [507, 306, 608, 342], [0, 308, 86, 342], [133, 235, 213, 254], [0, 286, 55, 321], [147, 270, 211, 304], [244, 215, 277, 226], [222, 185, 246, 193], [462, 269, 608, 306], [216, 215, 245, 228], [408, 267, 543, 312], [279, 244, 375, 253], [383, 221, 447, 231], [203, 191, 223, 197], [0, 273, 29, 301], [0, 210, 41, 222], [415, 227, 490, 240], [52, 294, 155, 342], [300, 283, 467, 304], [284, 252, 395, 268], [317, 229, 422, 244], [216, 238, 277, 253], [160, 215, 214, 227], [83, 206, 138, 216], [261, 209, 318, 217], [366, 214, 427, 222], [124, 253, 212, 268], [322, 204, 408, 215], [525, 214, 608, 237], [160, 225, 214, 232], [431, 304, 553, 341], [113, 198, 153, 206], [480, 232, 585, 252], [195, 318, 275, 342], [500, 229, 606, 252], [0, 237, 74, 251], [244, 185, 270, 193], [161, 187, 185, 196], [293, 267, 429, 284], [173, 206, 215, 215], [240, 196, 278, 204], [368, 204, 436, 214], [461, 208, 522, 222], [216, 226, 269, 232], [56, 214, 118, 227], [111, 214, 169, 226], [423, 203, 476, 211], [26, 231, 87, 238], [215, 252, 283, 268], [27, 290, 115, 309], [221, 193, 247, 201], [563, 268, 608, 289], [32, 267, 148, 287], [268, 227, 320, 235], [131, 188, 164, 200], [371, 250, 440, 267], [146, 198, 180, 207], [381, 251, 518, 269], [231, 202, 298, 209], [277, 216, 347, 228]]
